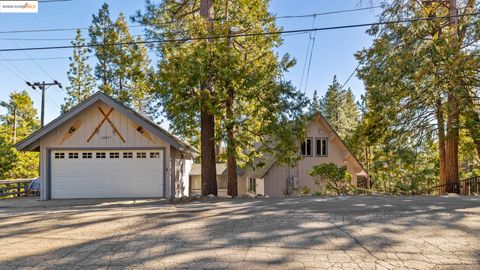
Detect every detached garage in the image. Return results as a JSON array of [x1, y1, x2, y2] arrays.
[[16, 92, 196, 200]]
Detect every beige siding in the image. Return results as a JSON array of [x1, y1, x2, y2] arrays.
[[263, 164, 290, 196], [38, 101, 174, 200], [238, 176, 247, 195], [262, 117, 364, 196], [40, 101, 168, 148]]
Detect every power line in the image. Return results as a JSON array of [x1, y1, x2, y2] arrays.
[[0, 35, 146, 41], [0, 61, 27, 82], [298, 16, 316, 92], [0, 56, 69, 61], [276, 6, 382, 19], [10, 40, 57, 83], [0, 6, 382, 35], [0, 12, 477, 52], [303, 16, 318, 94], [339, 62, 361, 91], [0, 53, 33, 81]]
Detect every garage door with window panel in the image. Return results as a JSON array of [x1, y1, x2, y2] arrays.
[[51, 150, 164, 199]]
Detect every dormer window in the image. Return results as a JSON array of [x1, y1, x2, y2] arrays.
[[301, 138, 312, 156]]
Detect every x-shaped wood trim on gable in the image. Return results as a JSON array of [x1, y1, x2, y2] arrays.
[[87, 107, 126, 143]]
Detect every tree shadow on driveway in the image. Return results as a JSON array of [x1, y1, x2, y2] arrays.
[[0, 196, 479, 269]]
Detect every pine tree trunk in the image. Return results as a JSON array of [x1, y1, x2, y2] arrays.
[[200, 0, 217, 196], [225, 0, 237, 197], [445, 95, 460, 193], [443, 0, 460, 193], [436, 99, 447, 192], [201, 107, 218, 196], [226, 86, 237, 197]]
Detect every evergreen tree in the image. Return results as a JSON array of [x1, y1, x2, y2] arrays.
[[319, 76, 359, 140], [88, 2, 116, 95], [88, 4, 153, 114], [62, 29, 95, 113], [310, 90, 321, 114], [0, 91, 39, 179], [128, 36, 153, 115], [0, 91, 39, 142], [0, 129, 16, 179], [112, 13, 133, 103], [356, 0, 480, 191], [134, 0, 308, 196]]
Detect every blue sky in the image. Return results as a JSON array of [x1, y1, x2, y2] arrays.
[[0, 0, 380, 126]]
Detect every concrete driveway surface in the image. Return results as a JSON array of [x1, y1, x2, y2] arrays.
[[0, 196, 479, 269]]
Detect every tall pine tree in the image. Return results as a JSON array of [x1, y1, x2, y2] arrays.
[[88, 4, 153, 114], [319, 76, 360, 140], [62, 29, 95, 113], [134, 0, 307, 196], [89, 2, 116, 95], [357, 0, 480, 191]]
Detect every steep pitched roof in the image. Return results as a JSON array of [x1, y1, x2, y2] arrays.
[[311, 111, 367, 175], [15, 91, 197, 153], [244, 111, 367, 179]]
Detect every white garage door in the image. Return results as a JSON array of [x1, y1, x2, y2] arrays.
[[51, 150, 164, 199]]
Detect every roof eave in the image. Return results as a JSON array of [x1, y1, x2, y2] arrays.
[[15, 92, 196, 153]]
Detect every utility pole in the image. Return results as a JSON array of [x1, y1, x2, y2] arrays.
[[26, 80, 62, 127], [12, 105, 17, 143]]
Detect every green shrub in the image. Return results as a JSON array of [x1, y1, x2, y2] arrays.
[[309, 163, 352, 196]]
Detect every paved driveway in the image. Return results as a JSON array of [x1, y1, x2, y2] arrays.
[[0, 196, 479, 269]]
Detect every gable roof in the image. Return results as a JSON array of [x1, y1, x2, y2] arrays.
[[244, 111, 367, 179], [311, 111, 367, 174], [15, 91, 197, 153]]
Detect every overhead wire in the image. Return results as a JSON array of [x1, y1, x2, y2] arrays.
[[0, 6, 382, 35], [0, 61, 27, 82], [298, 15, 315, 93], [10, 40, 57, 82], [276, 6, 382, 19], [0, 12, 477, 52], [303, 14, 317, 94], [0, 53, 33, 81]]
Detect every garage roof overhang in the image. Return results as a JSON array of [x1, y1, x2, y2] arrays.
[[15, 91, 198, 154]]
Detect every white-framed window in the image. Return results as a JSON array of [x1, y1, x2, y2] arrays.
[[123, 152, 133, 159], [315, 137, 328, 157], [109, 152, 120, 159], [82, 153, 93, 159], [137, 152, 147, 159], [248, 178, 256, 193], [300, 138, 312, 156], [96, 152, 106, 159], [150, 152, 160, 158], [54, 153, 65, 159], [68, 153, 79, 159]]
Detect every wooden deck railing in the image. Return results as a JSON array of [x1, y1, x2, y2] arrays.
[[419, 176, 480, 196], [0, 179, 36, 199], [463, 176, 480, 195]]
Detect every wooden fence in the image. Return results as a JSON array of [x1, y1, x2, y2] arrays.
[[0, 179, 36, 199], [420, 176, 480, 196]]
